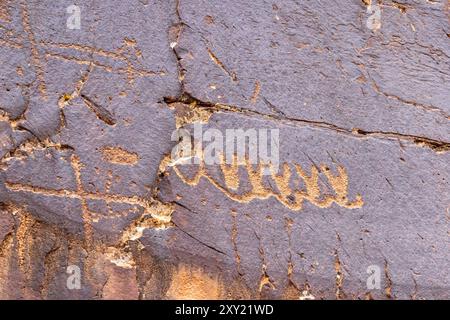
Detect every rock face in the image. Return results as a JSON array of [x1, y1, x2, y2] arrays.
[[0, 0, 448, 299]]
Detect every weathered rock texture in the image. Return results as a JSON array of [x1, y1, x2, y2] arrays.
[[0, 0, 449, 299]]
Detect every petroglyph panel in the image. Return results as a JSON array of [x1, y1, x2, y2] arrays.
[[0, 0, 449, 299], [156, 112, 449, 299]]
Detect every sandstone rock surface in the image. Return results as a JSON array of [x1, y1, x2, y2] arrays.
[[0, 0, 449, 299]]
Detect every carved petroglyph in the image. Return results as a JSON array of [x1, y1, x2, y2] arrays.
[[169, 151, 363, 211], [44, 39, 165, 83], [1, 12, 166, 100], [102, 146, 139, 165], [206, 47, 238, 83], [0, 0, 11, 23], [19, 1, 47, 99], [5, 152, 173, 241]]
